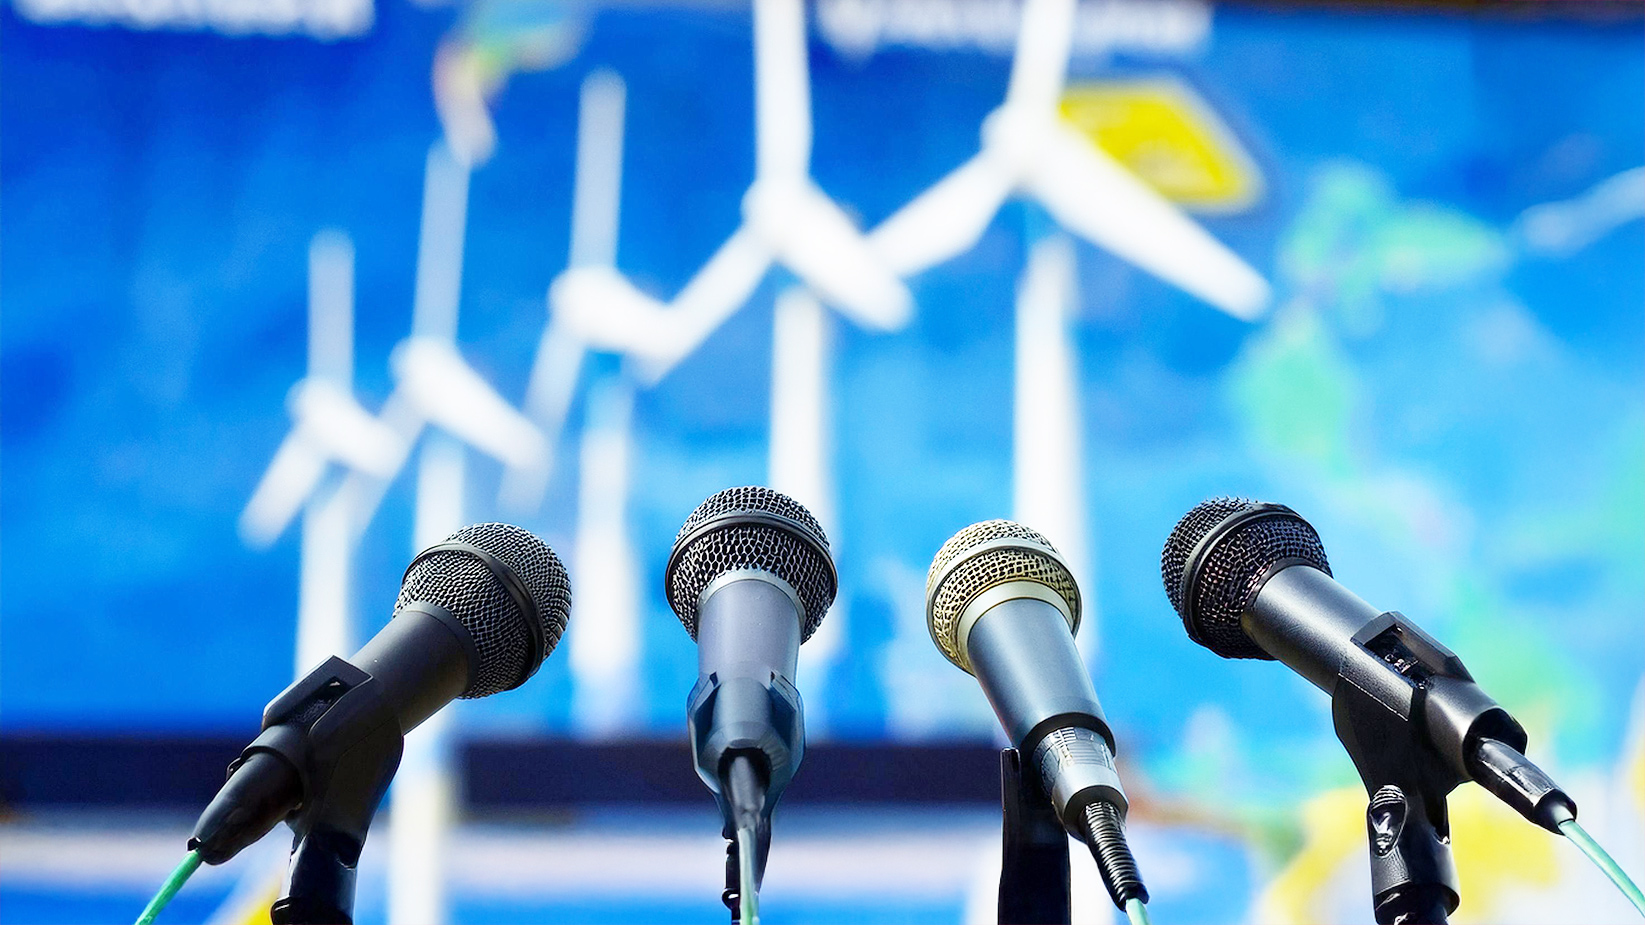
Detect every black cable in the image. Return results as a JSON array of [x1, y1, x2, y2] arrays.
[[1083, 801, 1149, 909]]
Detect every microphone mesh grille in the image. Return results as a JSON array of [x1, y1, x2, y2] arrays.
[[666, 486, 836, 642], [396, 523, 571, 698], [1160, 497, 1329, 659], [925, 520, 1079, 672]]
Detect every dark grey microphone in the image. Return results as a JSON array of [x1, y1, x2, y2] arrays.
[[190, 522, 571, 871], [665, 486, 837, 892], [925, 520, 1146, 909], [1161, 498, 1576, 834]]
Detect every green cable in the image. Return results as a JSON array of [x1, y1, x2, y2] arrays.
[[735, 825, 760, 925], [135, 850, 202, 925], [1560, 818, 1645, 917], [1124, 897, 1152, 925]]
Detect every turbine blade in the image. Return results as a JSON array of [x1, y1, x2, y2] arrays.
[[779, 184, 912, 329], [1005, 0, 1076, 115], [639, 226, 772, 380], [240, 432, 328, 547], [392, 338, 549, 469], [288, 380, 407, 477], [499, 313, 584, 514], [551, 265, 681, 362], [1027, 124, 1271, 319], [753, 0, 812, 181], [339, 388, 424, 542], [868, 150, 1015, 276]]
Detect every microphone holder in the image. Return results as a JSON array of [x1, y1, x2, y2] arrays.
[[997, 747, 1071, 925], [194, 656, 406, 925], [1330, 617, 1469, 925]]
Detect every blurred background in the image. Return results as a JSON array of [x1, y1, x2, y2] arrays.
[[2, 0, 1642, 922]]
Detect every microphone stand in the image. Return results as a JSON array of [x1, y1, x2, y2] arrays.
[[1333, 676, 1461, 924], [997, 747, 1071, 925]]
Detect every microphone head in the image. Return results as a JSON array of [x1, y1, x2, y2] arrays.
[[1161, 497, 1331, 660], [925, 520, 1080, 674], [397, 522, 572, 698], [665, 486, 837, 643]]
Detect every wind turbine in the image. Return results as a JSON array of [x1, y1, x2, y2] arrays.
[[866, 0, 1270, 317], [500, 69, 644, 736], [240, 230, 406, 674], [547, 0, 912, 381], [544, 0, 910, 720], [337, 141, 549, 925], [866, 0, 1272, 657]]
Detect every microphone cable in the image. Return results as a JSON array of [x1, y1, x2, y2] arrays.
[[724, 753, 766, 924], [135, 849, 202, 924], [1559, 818, 1645, 916]]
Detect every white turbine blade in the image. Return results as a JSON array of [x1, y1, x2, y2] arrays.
[[868, 150, 1016, 276], [392, 337, 549, 469], [412, 142, 471, 342], [337, 388, 425, 542], [774, 183, 912, 329], [550, 265, 682, 362], [1027, 124, 1271, 319], [1005, 0, 1076, 114], [288, 380, 407, 477], [753, 0, 812, 181], [498, 314, 584, 513], [240, 431, 329, 547], [637, 226, 773, 381], [308, 230, 355, 386], [569, 70, 627, 269]]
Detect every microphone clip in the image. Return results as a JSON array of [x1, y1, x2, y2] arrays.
[[191, 655, 406, 925]]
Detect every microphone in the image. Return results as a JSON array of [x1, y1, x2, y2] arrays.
[[189, 523, 570, 922], [925, 520, 1148, 911], [1160, 498, 1575, 833], [664, 486, 837, 905]]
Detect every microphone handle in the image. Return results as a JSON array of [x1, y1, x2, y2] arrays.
[[687, 574, 806, 816], [966, 598, 1125, 826]]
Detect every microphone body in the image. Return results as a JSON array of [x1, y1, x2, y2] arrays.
[[689, 573, 806, 810], [964, 597, 1125, 824], [926, 520, 1144, 909]]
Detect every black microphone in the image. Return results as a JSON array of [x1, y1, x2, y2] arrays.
[[664, 486, 837, 903], [925, 520, 1147, 911], [190, 523, 570, 923], [1161, 498, 1574, 829], [1162, 498, 1578, 923]]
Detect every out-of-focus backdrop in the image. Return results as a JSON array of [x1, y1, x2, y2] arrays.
[[2, 0, 1642, 922]]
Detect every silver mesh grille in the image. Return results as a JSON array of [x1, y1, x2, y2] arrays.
[[665, 486, 836, 642], [925, 520, 1080, 671], [1160, 497, 1329, 660], [396, 522, 571, 698]]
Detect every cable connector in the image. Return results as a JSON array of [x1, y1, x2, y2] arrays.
[[1469, 737, 1577, 833], [1083, 801, 1149, 910]]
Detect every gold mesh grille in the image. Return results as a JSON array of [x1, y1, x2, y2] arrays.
[[925, 520, 1080, 672]]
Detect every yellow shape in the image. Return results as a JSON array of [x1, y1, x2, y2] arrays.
[[1255, 784, 1559, 925], [1060, 78, 1262, 213]]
